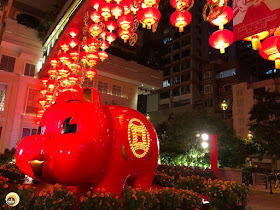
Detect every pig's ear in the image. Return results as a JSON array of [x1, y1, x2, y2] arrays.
[[78, 88, 101, 106]]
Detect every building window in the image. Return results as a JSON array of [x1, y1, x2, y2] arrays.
[[204, 71, 212, 79], [21, 128, 37, 139], [181, 49, 190, 58], [173, 54, 180, 61], [82, 78, 94, 88], [0, 84, 7, 111], [172, 76, 180, 84], [181, 62, 190, 70], [216, 68, 236, 79], [224, 84, 232, 92], [112, 85, 122, 96], [159, 91, 170, 100], [172, 65, 180, 73], [25, 88, 40, 115], [181, 86, 190, 94], [0, 55, 16, 72], [181, 73, 190, 82], [205, 99, 212, 107], [172, 88, 180, 96], [98, 81, 109, 94], [163, 79, 170, 88], [204, 85, 212, 94], [24, 63, 36, 77]]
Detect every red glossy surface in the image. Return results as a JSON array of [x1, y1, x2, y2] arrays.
[[16, 88, 159, 195]]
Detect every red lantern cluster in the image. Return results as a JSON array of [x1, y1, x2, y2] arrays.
[[169, 0, 192, 32], [208, 2, 233, 54]]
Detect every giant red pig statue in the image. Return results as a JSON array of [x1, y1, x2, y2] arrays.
[[16, 88, 159, 195]]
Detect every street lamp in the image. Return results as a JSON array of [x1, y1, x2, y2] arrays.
[[221, 100, 228, 120], [247, 131, 253, 140], [146, 113, 150, 120]]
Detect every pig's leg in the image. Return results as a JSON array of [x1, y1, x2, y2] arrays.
[[129, 173, 154, 191]]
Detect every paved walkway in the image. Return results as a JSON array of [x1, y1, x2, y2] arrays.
[[246, 188, 280, 210]]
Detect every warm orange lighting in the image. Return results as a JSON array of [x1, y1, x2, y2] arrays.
[[69, 50, 80, 61], [111, 4, 124, 19], [90, 10, 103, 23], [85, 68, 98, 80], [88, 24, 103, 37], [49, 58, 60, 67], [100, 41, 109, 51], [121, 0, 133, 15], [209, 6, 233, 30], [68, 27, 79, 37], [137, 7, 161, 30], [58, 53, 71, 64], [209, 29, 233, 54], [68, 63, 82, 73], [57, 65, 70, 77], [68, 37, 79, 48], [41, 78, 49, 87], [106, 32, 117, 44], [91, 0, 102, 10], [117, 28, 133, 43], [117, 14, 134, 30], [48, 68, 57, 78], [98, 51, 109, 61], [68, 73, 81, 85], [99, 2, 112, 21], [259, 35, 280, 69], [170, 10, 192, 33], [59, 41, 70, 52], [170, 0, 191, 10], [106, 21, 117, 32]]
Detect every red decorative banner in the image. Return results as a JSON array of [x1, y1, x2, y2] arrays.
[[233, 0, 280, 41]]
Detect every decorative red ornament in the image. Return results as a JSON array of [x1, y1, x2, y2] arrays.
[[137, 7, 161, 30], [86, 52, 100, 67], [68, 37, 79, 48], [48, 68, 57, 78], [64, 85, 81, 93], [45, 92, 53, 101], [39, 98, 47, 106], [86, 38, 99, 51], [144, 0, 160, 7], [59, 41, 70, 52], [41, 77, 49, 87], [117, 14, 134, 30], [170, 10, 192, 32], [111, 4, 124, 19], [243, 28, 277, 50], [88, 24, 103, 37], [90, 11, 103, 23], [69, 50, 80, 61], [58, 52, 71, 64], [68, 73, 81, 85], [60, 78, 72, 87], [91, 0, 102, 10], [85, 68, 98, 80], [99, 3, 112, 21], [100, 41, 109, 51], [170, 0, 191, 10], [80, 52, 88, 64], [49, 58, 60, 67], [259, 35, 280, 69], [47, 80, 55, 92], [118, 28, 133, 43], [100, 31, 108, 40], [209, 29, 233, 54], [68, 27, 79, 37], [106, 32, 117, 44], [57, 65, 70, 77], [106, 21, 117, 32], [121, 0, 133, 15], [68, 63, 82, 73], [16, 88, 159, 196], [40, 87, 47, 95], [98, 51, 109, 61], [209, 6, 233, 29]]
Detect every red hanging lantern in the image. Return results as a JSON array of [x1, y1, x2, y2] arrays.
[[64, 85, 80, 93], [68, 73, 81, 85], [111, 4, 124, 19], [37, 108, 45, 116], [243, 28, 277, 50], [60, 78, 72, 87], [99, 31, 108, 40], [121, 0, 133, 15], [117, 14, 134, 30], [209, 6, 233, 30], [90, 11, 103, 23], [49, 58, 60, 67], [47, 80, 55, 92], [85, 68, 98, 80], [170, 10, 192, 32], [86, 38, 99, 52], [59, 41, 70, 52], [170, 0, 191, 10], [98, 51, 109, 61], [137, 7, 161, 29], [99, 3, 112, 21], [45, 92, 53, 102], [118, 28, 133, 43], [68, 63, 82, 73], [39, 98, 47, 107], [48, 68, 57, 78], [68, 27, 79, 37], [80, 52, 88, 64], [69, 50, 80, 61], [106, 32, 117, 44], [86, 52, 100, 67], [41, 77, 49, 87], [58, 52, 71, 64], [209, 29, 233, 54], [91, 0, 102, 10], [259, 36, 280, 69], [88, 24, 103, 37], [100, 41, 109, 51], [106, 21, 117, 32], [40, 87, 47, 95], [144, 0, 160, 7], [67, 37, 79, 48], [57, 65, 70, 77]]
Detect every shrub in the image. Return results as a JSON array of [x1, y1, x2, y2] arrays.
[[34, 184, 76, 209], [175, 175, 206, 194], [123, 187, 160, 210], [153, 173, 174, 187], [0, 163, 25, 183], [0, 148, 16, 164], [79, 188, 121, 210]]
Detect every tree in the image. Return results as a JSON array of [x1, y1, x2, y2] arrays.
[[249, 89, 280, 169], [156, 109, 255, 168]]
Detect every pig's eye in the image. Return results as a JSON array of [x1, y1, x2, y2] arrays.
[[37, 126, 42, 135], [61, 117, 77, 134]]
